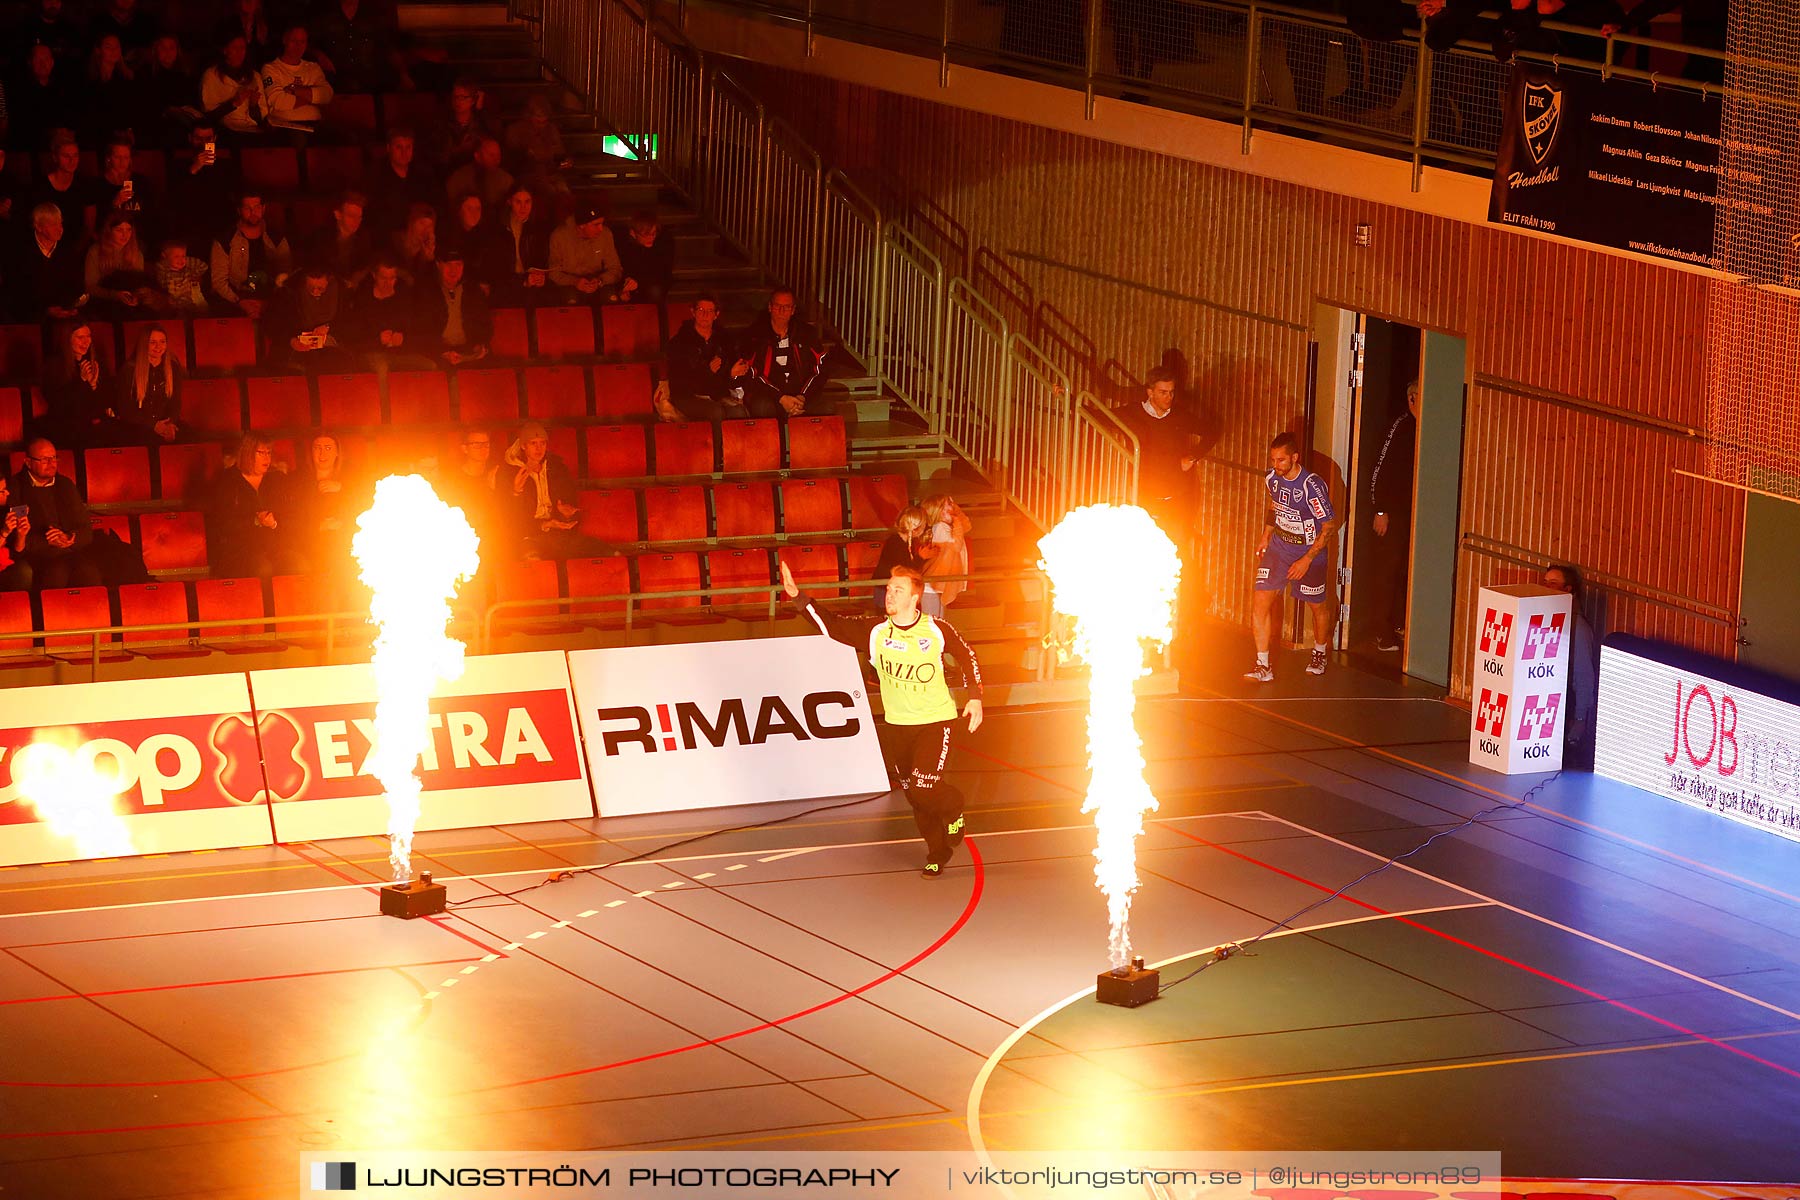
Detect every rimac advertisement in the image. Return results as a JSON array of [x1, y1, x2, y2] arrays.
[[1489, 65, 1728, 268]]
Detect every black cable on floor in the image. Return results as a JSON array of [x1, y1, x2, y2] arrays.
[[1157, 771, 1564, 993], [444, 790, 896, 908]]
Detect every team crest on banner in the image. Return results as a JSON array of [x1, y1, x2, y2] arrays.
[[1523, 80, 1563, 165]]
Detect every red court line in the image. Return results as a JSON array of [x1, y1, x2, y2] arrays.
[[957, 744, 1082, 796], [278, 841, 378, 889], [0, 958, 479, 1010], [462, 839, 988, 1094], [1162, 823, 1800, 1084]]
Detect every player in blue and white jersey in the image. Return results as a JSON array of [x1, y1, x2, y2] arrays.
[[1246, 432, 1343, 682]]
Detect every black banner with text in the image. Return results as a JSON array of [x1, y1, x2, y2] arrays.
[[1489, 66, 1723, 269]]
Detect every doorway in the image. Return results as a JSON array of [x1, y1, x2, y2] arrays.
[[1739, 476, 1800, 680]]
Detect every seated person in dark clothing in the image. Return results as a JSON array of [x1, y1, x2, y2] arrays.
[[363, 127, 438, 241], [663, 294, 750, 423], [95, 137, 156, 236], [117, 325, 185, 443], [303, 190, 375, 290], [741, 288, 832, 419], [264, 265, 355, 372], [20, 0, 82, 66], [10, 437, 104, 588], [0, 476, 37, 592], [83, 35, 140, 144], [502, 421, 603, 560], [435, 427, 502, 549], [413, 248, 493, 365], [138, 34, 200, 148], [167, 124, 243, 250], [9, 45, 72, 158], [487, 184, 551, 305], [312, 0, 408, 93], [29, 133, 100, 237], [43, 322, 123, 446], [344, 257, 432, 371], [288, 431, 365, 569], [616, 211, 675, 306], [91, 0, 156, 60], [206, 431, 306, 579], [431, 79, 494, 174], [13, 204, 88, 320]]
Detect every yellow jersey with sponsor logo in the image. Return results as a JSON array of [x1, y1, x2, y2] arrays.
[[867, 615, 959, 725]]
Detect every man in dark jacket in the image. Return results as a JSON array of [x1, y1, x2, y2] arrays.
[[741, 288, 831, 419], [11, 437, 102, 588], [11, 204, 86, 320], [663, 294, 749, 422], [1117, 367, 1206, 556], [263, 265, 354, 372], [413, 248, 494, 364]]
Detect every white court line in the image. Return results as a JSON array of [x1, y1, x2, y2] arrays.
[[0, 812, 1277, 922], [757, 849, 821, 863], [1253, 810, 1800, 1023]]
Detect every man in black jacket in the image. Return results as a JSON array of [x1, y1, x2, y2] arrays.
[[11, 437, 102, 588], [414, 248, 494, 364], [1117, 367, 1205, 557], [1365, 380, 1418, 653], [741, 288, 832, 419], [11, 204, 86, 320], [663, 294, 749, 422]]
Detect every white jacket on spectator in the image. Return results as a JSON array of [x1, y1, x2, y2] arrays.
[[259, 57, 333, 127], [201, 67, 266, 133]]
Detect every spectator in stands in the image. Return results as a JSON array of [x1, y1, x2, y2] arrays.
[[201, 35, 266, 136], [290, 432, 361, 567], [82, 35, 138, 142], [43, 322, 117, 443], [664, 295, 749, 423], [1118, 365, 1204, 557], [7, 45, 68, 157], [368, 129, 436, 237], [265, 265, 352, 372], [741, 288, 830, 418], [548, 203, 622, 304], [220, 0, 275, 67], [90, 0, 156, 61], [504, 95, 570, 202], [11, 203, 86, 320], [19, 0, 81, 67], [616, 211, 674, 307], [1542, 562, 1599, 768], [11, 436, 102, 588], [168, 124, 241, 247], [437, 428, 500, 546], [869, 503, 928, 611], [393, 203, 437, 282], [30, 132, 96, 236], [414, 247, 492, 365], [95, 138, 152, 233], [312, 0, 410, 93], [345, 256, 430, 373], [117, 324, 184, 443], [138, 34, 199, 146], [151, 238, 209, 314], [208, 431, 305, 578], [489, 183, 550, 305], [446, 135, 514, 212], [431, 79, 492, 173], [304, 189, 374, 289], [0, 476, 35, 591], [440, 192, 497, 287], [210, 190, 290, 318], [918, 493, 971, 617], [505, 421, 596, 560], [84, 212, 154, 318], [260, 24, 334, 131]]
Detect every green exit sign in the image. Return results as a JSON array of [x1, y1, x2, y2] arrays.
[[603, 134, 659, 161]]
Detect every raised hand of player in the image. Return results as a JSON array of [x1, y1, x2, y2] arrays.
[[778, 559, 798, 599], [963, 699, 983, 733]]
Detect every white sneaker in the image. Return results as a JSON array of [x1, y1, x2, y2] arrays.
[[1243, 662, 1274, 683], [1307, 649, 1328, 676]]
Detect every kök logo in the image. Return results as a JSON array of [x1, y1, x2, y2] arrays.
[[1520, 613, 1566, 662], [1480, 609, 1515, 658], [1476, 689, 1510, 737], [1516, 694, 1562, 742]]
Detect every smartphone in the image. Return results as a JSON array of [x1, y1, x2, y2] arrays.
[[121, 179, 134, 197], [7, 506, 26, 521], [204, 141, 216, 156]]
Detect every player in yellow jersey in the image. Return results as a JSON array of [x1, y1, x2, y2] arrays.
[[780, 559, 983, 878]]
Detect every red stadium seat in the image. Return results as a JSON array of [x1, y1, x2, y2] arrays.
[[780, 478, 845, 534], [82, 446, 153, 506], [644, 484, 707, 543], [240, 147, 301, 191], [268, 437, 298, 474], [387, 369, 451, 425], [184, 376, 245, 436], [706, 548, 773, 608], [41, 586, 126, 661], [590, 362, 652, 422], [287, 197, 334, 239], [601, 303, 661, 360], [0, 387, 24, 447], [665, 301, 693, 335], [523, 365, 589, 420], [492, 558, 568, 632], [780, 543, 842, 596], [246, 375, 313, 431], [192, 318, 259, 372], [532, 306, 596, 359], [583, 426, 646, 480], [118, 581, 203, 657], [787, 415, 848, 470], [0, 325, 44, 380], [380, 91, 438, 133], [565, 555, 631, 616], [455, 368, 521, 424], [720, 419, 780, 474], [305, 144, 366, 191], [845, 538, 886, 580], [196, 577, 281, 651], [0, 590, 44, 662], [547, 426, 579, 474], [140, 511, 209, 573], [326, 93, 380, 137], [490, 308, 529, 359], [652, 422, 714, 476], [157, 442, 222, 503], [371, 427, 439, 474], [846, 472, 910, 529], [272, 573, 350, 643], [317, 373, 383, 427], [89, 513, 131, 545], [712, 482, 775, 539], [130, 149, 167, 189], [635, 552, 702, 609], [575, 488, 639, 544]]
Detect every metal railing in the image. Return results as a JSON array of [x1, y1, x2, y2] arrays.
[[12, 609, 386, 681], [515, 0, 1141, 528]]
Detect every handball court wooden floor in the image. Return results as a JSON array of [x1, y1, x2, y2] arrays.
[[1, 654, 1796, 1198]]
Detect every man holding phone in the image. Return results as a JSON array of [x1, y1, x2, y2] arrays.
[[10, 439, 102, 589], [0, 478, 33, 591]]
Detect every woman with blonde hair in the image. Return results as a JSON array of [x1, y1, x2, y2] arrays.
[[870, 503, 928, 611], [85, 212, 151, 317], [918, 493, 972, 617], [119, 326, 185, 443]]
